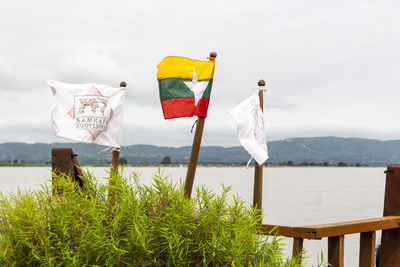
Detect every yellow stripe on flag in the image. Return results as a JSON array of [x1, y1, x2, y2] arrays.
[[157, 56, 215, 80]]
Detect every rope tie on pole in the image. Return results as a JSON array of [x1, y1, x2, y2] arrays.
[[190, 119, 198, 133]]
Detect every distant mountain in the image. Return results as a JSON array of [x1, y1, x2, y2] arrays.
[[1, 137, 400, 166]]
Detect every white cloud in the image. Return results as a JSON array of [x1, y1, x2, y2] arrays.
[[56, 51, 131, 85], [0, 0, 400, 146]]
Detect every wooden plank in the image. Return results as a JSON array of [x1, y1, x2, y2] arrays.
[[380, 228, 400, 266], [292, 237, 303, 264], [383, 164, 400, 216], [294, 216, 400, 238], [328, 235, 344, 267], [71, 156, 84, 180], [380, 165, 400, 266], [359, 231, 375, 267], [71, 154, 86, 187], [262, 224, 316, 239], [262, 224, 294, 236]]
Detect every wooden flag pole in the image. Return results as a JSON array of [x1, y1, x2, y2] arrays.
[[110, 148, 120, 176], [108, 81, 126, 203], [184, 52, 217, 198], [253, 79, 265, 209]]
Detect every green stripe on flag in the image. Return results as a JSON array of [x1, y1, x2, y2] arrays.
[[158, 78, 213, 101]]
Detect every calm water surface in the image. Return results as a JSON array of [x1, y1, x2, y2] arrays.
[[0, 166, 386, 266]]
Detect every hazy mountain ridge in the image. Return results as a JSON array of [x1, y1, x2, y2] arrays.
[[1, 137, 400, 166]]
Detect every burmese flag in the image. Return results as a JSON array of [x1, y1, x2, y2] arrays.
[[157, 56, 215, 119]]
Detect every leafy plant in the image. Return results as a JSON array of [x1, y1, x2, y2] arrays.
[[316, 251, 329, 267], [0, 169, 302, 266]]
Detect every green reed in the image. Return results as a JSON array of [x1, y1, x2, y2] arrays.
[[0, 169, 302, 266]]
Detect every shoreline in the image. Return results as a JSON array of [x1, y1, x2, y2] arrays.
[[0, 164, 385, 168]]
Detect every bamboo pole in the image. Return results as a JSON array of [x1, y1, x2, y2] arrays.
[[184, 52, 217, 198], [253, 79, 265, 209], [108, 81, 126, 203]]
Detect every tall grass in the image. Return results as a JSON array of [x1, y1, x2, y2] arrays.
[[0, 169, 302, 266]]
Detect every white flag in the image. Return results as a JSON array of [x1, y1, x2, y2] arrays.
[[228, 93, 268, 165], [47, 80, 126, 148]]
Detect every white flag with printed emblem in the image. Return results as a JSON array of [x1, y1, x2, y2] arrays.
[[47, 80, 126, 148], [228, 93, 268, 165]]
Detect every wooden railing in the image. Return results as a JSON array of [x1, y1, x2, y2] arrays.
[[263, 216, 400, 266], [261, 164, 400, 267]]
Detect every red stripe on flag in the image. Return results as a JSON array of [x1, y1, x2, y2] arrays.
[[161, 98, 195, 119], [194, 97, 210, 118]]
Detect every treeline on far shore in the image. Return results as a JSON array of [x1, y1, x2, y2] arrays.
[[1, 137, 398, 167], [275, 160, 366, 167], [146, 156, 372, 167], [0, 158, 373, 167]]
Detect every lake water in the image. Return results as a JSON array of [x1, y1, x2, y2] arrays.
[[0, 166, 386, 266]]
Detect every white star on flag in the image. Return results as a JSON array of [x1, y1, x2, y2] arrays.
[[184, 67, 209, 105]]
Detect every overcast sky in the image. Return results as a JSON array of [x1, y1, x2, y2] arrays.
[[0, 0, 399, 147]]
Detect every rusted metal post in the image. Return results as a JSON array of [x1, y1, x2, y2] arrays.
[[108, 81, 126, 203], [253, 79, 265, 209], [52, 148, 74, 178], [184, 52, 217, 198], [52, 148, 85, 194], [379, 164, 400, 266]]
